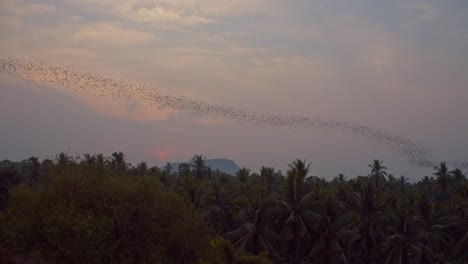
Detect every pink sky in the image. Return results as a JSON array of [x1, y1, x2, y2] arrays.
[[1, 0, 468, 179]]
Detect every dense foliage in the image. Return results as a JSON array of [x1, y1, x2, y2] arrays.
[[0, 152, 467, 264]]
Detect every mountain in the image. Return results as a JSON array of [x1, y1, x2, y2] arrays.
[[167, 158, 240, 175]]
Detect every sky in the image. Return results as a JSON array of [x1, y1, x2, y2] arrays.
[[1, 0, 468, 180]]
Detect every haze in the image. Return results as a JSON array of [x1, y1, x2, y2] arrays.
[[1, 0, 468, 180]]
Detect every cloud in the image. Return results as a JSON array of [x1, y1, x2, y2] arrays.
[[400, 1, 437, 22], [364, 46, 396, 72], [70, 23, 156, 48], [71, 0, 275, 27], [196, 117, 222, 126], [49, 47, 99, 59], [0, 0, 55, 33], [418, 4, 437, 21], [250, 56, 330, 75], [0, 0, 56, 16], [65, 92, 176, 123], [0, 15, 23, 29], [119, 5, 213, 26]]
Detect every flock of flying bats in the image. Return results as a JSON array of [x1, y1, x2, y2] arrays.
[[1, 57, 466, 170]]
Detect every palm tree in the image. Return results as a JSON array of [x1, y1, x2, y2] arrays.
[[191, 154, 207, 180], [0, 164, 20, 210], [451, 168, 466, 182], [135, 162, 148, 176], [82, 153, 96, 165], [373, 208, 435, 264], [209, 238, 273, 264], [236, 168, 251, 191], [450, 168, 467, 198], [368, 160, 387, 188], [397, 176, 409, 191], [449, 231, 468, 262], [178, 163, 192, 177], [284, 159, 311, 203], [180, 174, 202, 208], [95, 153, 106, 170], [204, 178, 231, 232], [111, 151, 127, 172], [420, 175, 432, 185], [447, 202, 468, 262], [414, 193, 451, 259], [433, 162, 453, 195], [55, 152, 73, 173], [225, 204, 279, 258], [307, 195, 360, 263], [207, 167, 213, 180], [28, 156, 40, 184], [336, 173, 347, 183], [260, 166, 275, 195], [277, 159, 314, 264], [344, 180, 384, 263], [289, 160, 311, 182], [164, 162, 172, 176]]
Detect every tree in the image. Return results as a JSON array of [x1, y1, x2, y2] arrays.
[[344, 180, 383, 263], [164, 162, 172, 176], [178, 163, 192, 177], [0, 167, 215, 264], [451, 168, 466, 182], [339, 173, 347, 182], [111, 151, 128, 172], [208, 238, 273, 264], [260, 167, 275, 195], [191, 155, 207, 180], [277, 159, 314, 264], [225, 204, 278, 258], [0, 164, 20, 210], [414, 193, 451, 259], [419, 175, 432, 186], [373, 208, 435, 264], [96, 154, 106, 171], [450, 231, 468, 262], [204, 178, 231, 232], [55, 152, 71, 167], [2, 152, 468, 263], [307, 195, 360, 263], [397, 175, 409, 191], [180, 174, 203, 208], [82, 153, 96, 165], [433, 162, 453, 195], [28, 156, 40, 184], [135, 162, 148, 176], [368, 160, 387, 189], [236, 168, 251, 191], [446, 202, 468, 262]]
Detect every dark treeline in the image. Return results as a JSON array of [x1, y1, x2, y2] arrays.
[[0, 152, 467, 264]]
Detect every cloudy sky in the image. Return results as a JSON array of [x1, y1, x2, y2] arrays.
[[1, 0, 467, 180]]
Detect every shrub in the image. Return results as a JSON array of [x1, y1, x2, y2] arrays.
[[0, 167, 214, 264]]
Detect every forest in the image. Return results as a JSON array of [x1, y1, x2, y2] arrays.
[[0, 152, 467, 264]]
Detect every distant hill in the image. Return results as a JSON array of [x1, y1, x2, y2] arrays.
[[167, 158, 240, 176]]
